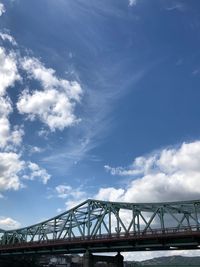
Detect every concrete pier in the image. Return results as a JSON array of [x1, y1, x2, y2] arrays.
[[83, 251, 93, 267]]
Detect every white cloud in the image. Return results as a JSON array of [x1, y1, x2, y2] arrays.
[[0, 120, 24, 151], [10, 125, 24, 147], [0, 97, 24, 150], [0, 152, 51, 192], [55, 184, 87, 209], [95, 187, 125, 202], [0, 32, 17, 46], [17, 88, 80, 131], [29, 146, 43, 154], [0, 3, 5, 16], [56, 184, 86, 200], [129, 0, 137, 6], [56, 142, 200, 210], [55, 185, 73, 199], [0, 217, 21, 230], [105, 154, 158, 177], [38, 128, 49, 138], [0, 96, 12, 117], [103, 141, 200, 203], [95, 141, 200, 260], [0, 47, 20, 96], [17, 57, 82, 131], [0, 117, 11, 149], [42, 61, 149, 170], [0, 152, 24, 191], [0, 47, 23, 150], [24, 162, 51, 184], [165, 2, 185, 12], [0, 35, 51, 192], [65, 198, 86, 210], [57, 208, 62, 213], [21, 57, 82, 101], [104, 163, 144, 176]]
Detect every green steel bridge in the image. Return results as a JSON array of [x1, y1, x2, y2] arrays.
[[0, 199, 200, 257]]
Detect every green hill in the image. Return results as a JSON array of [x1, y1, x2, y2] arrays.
[[141, 255, 200, 265], [125, 256, 200, 266]]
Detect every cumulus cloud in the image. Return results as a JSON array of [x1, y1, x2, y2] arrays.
[[0, 152, 51, 192], [0, 47, 23, 149], [0, 47, 20, 96], [0, 41, 56, 192], [0, 97, 24, 150], [0, 152, 24, 191], [0, 217, 21, 230], [95, 187, 125, 202], [17, 88, 80, 131], [0, 3, 5, 16], [103, 141, 200, 203], [0, 116, 11, 149], [94, 141, 200, 260], [17, 57, 82, 131], [57, 139, 200, 210], [21, 57, 82, 101], [0, 118, 24, 151]]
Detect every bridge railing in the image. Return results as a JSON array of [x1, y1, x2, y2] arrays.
[[0, 224, 199, 250]]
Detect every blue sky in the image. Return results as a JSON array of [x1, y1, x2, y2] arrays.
[[1, 0, 200, 260]]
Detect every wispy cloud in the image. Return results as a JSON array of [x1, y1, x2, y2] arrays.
[[28, 146, 44, 154], [192, 68, 200, 76], [0, 32, 17, 46], [164, 2, 186, 12], [129, 0, 137, 7], [23, 162, 51, 184], [43, 65, 149, 172]]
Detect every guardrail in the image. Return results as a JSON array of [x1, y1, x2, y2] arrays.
[[0, 225, 199, 250]]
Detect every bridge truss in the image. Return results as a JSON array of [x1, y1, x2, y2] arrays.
[[0, 199, 200, 254]]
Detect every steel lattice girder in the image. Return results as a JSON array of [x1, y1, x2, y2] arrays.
[[0, 199, 200, 245]]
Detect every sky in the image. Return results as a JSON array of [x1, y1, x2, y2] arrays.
[[0, 0, 200, 260]]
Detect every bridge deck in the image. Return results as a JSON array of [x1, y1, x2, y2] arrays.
[[0, 226, 199, 255]]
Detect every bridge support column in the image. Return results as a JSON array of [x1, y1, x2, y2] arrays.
[[115, 252, 124, 267], [83, 250, 93, 267]]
